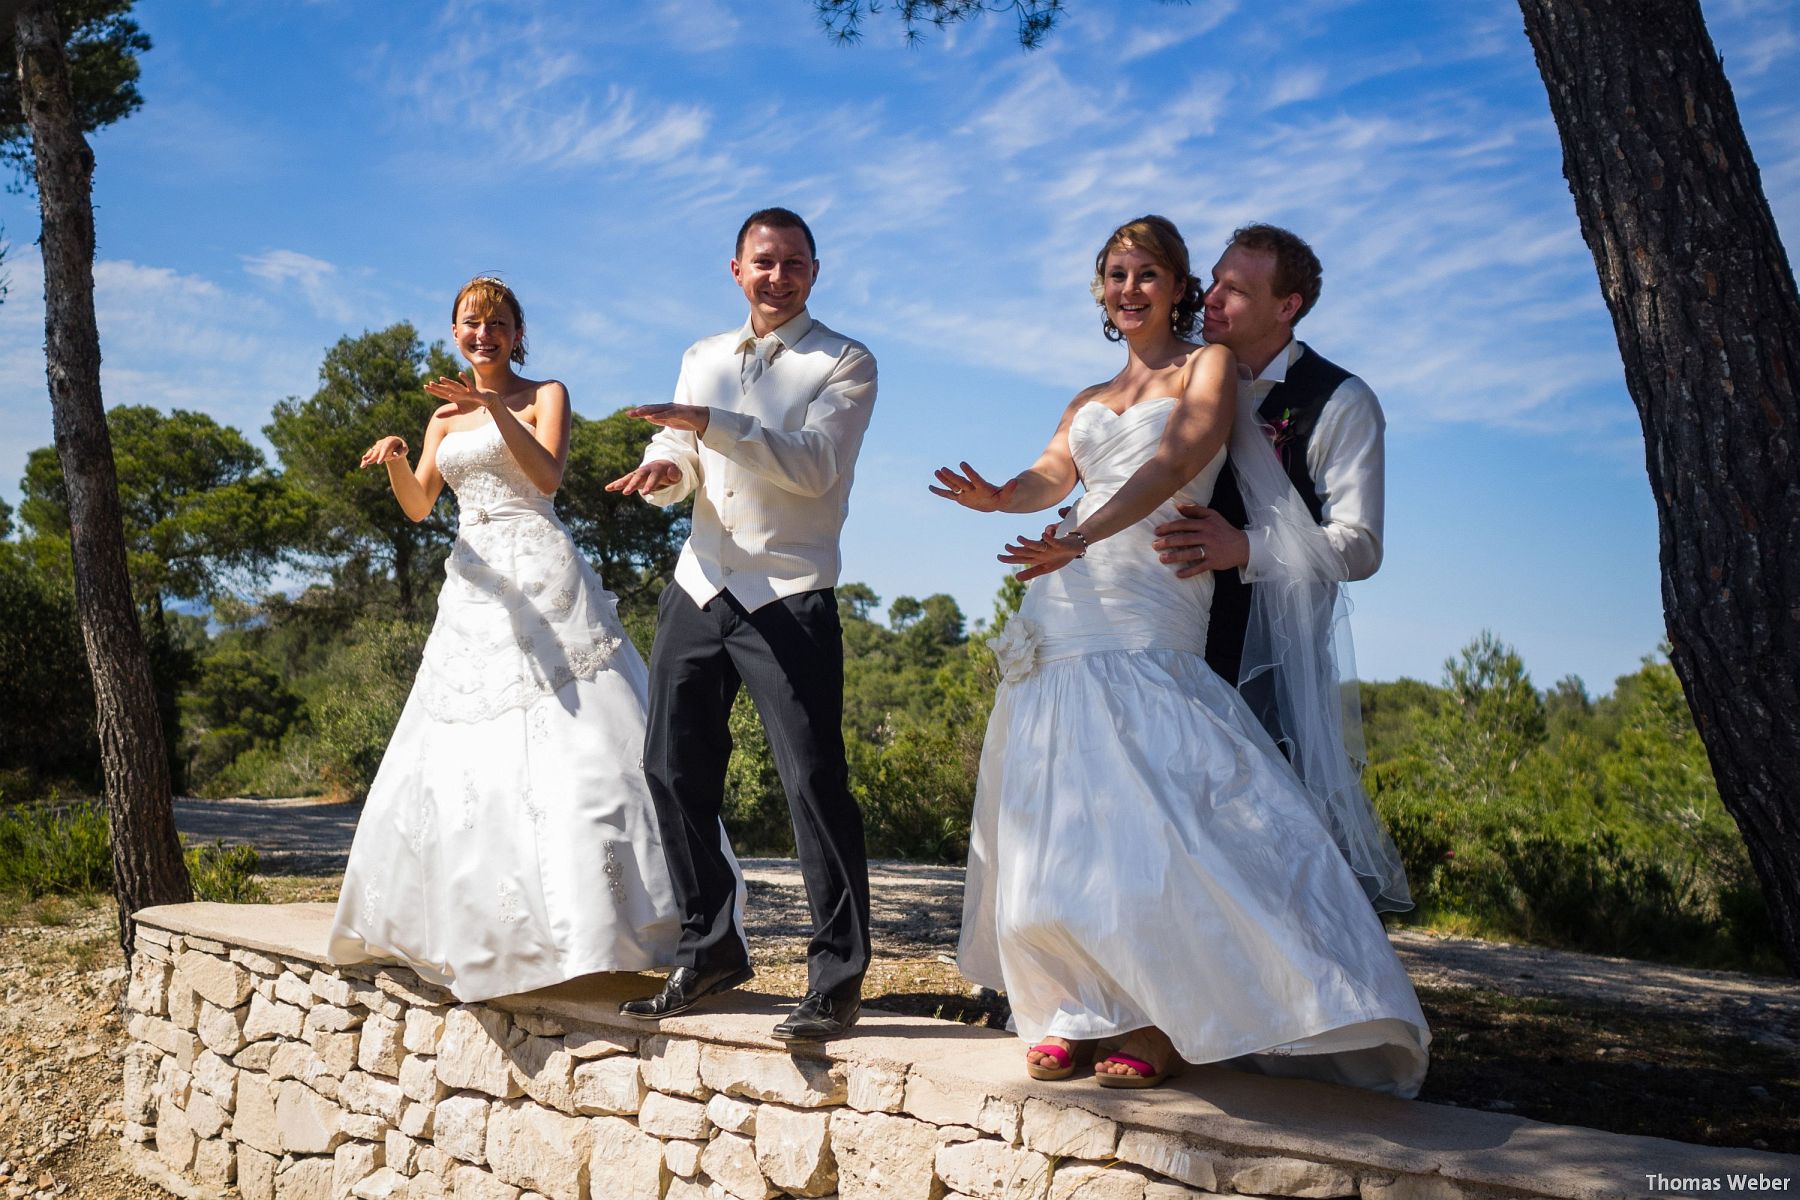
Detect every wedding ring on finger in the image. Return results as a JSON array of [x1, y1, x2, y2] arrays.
[[1197, 545, 1208, 562]]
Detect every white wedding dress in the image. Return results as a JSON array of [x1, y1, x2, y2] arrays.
[[958, 396, 1430, 1097], [329, 420, 683, 1002]]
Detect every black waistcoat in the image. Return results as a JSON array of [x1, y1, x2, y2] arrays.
[[1204, 345, 1353, 688]]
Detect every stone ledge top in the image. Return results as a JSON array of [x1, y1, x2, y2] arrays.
[[133, 902, 1797, 1200]]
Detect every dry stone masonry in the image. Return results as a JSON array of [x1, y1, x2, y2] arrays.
[[121, 904, 1796, 1200]]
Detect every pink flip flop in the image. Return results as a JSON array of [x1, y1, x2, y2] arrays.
[[1025, 1041, 1078, 1081], [1096, 1053, 1170, 1089]]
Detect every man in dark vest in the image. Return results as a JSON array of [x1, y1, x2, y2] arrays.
[[1152, 223, 1385, 697]]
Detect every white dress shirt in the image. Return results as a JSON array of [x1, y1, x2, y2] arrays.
[[1242, 338, 1385, 583], [639, 311, 878, 610]]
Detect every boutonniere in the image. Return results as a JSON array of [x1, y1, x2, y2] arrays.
[[1260, 408, 1297, 465]]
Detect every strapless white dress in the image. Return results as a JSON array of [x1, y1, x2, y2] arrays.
[[328, 421, 682, 1002], [958, 397, 1430, 1097]]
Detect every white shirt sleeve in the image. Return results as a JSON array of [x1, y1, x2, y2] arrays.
[[697, 344, 878, 499], [1243, 375, 1386, 582], [640, 351, 704, 508]]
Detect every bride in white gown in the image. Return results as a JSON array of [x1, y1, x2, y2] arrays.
[[936, 218, 1428, 1096], [328, 276, 682, 1002]]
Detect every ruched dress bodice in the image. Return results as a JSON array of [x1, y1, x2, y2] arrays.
[[1020, 398, 1226, 662]]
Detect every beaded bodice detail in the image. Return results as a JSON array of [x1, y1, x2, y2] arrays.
[[437, 419, 550, 515], [416, 423, 623, 723]]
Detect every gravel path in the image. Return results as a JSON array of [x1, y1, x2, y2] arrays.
[[176, 796, 1800, 1050]]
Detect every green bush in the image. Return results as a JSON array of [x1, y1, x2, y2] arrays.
[[1496, 830, 1713, 959], [853, 717, 978, 861], [0, 543, 99, 790], [0, 798, 112, 897], [183, 647, 307, 794], [723, 693, 797, 856], [182, 838, 266, 903], [1367, 639, 1781, 973], [306, 617, 429, 801], [200, 737, 328, 800]]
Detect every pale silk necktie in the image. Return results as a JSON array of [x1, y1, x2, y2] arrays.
[[741, 336, 780, 392]]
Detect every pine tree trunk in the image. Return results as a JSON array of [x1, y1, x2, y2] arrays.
[[14, 0, 191, 958], [1518, 0, 1800, 967]]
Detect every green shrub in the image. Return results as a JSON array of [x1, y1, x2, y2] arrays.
[[182, 838, 266, 903], [182, 647, 307, 793], [200, 737, 328, 800], [306, 617, 429, 801], [853, 718, 977, 861], [0, 543, 98, 789], [723, 693, 796, 856], [1497, 830, 1713, 960], [1366, 640, 1782, 973], [0, 798, 112, 897]]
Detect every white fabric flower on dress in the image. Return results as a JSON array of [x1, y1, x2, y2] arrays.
[[988, 617, 1043, 683]]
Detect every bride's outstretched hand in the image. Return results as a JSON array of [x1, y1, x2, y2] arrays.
[[359, 436, 408, 469], [423, 371, 498, 411], [1001, 522, 1081, 582], [930, 462, 1018, 512]]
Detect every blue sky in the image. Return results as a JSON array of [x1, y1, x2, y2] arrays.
[[2, 0, 1796, 693]]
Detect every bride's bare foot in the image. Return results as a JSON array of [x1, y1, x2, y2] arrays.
[[1095, 1026, 1179, 1086], [1025, 1036, 1083, 1080]]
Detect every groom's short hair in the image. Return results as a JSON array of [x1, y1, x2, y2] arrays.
[[737, 208, 817, 260], [1229, 224, 1323, 324]]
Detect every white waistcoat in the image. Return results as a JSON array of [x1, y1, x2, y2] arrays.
[[639, 314, 878, 610]]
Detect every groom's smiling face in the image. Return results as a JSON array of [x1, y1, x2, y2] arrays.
[[1202, 246, 1300, 357], [733, 224, 820, 335]]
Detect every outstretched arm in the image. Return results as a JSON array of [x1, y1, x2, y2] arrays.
[[1004, 345, 1236, 579], [606, 354, 704, 505], [360, 415, 450, 523], [633, 345, 878, 499], [930, 390, 1089, 515]]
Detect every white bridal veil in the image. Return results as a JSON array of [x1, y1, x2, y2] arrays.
[[1227, 379, 1414, 913]]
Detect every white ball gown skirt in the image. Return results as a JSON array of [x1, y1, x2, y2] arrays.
[[329, 422, 690, 1003]]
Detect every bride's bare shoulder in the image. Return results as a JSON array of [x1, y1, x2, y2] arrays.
[[1066, 381, 1113, 414]]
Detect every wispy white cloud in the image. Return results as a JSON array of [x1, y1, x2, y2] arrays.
[[1113, 1, 1240, 62], [1261, 66, 1328, 110], [1712, 0, 1800, 76], [242, 249, 355, 324], [380, 6, 727, 180], [962, 59, 1109, 157], [646, 0, 743, 54], [0, 249, 340, 503]]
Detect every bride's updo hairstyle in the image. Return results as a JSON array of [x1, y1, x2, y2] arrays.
[[452, 275, 529, 364], [1091, 215, 1203, 342]]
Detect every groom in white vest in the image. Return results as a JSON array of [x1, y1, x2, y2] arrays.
[[607, 208, 877, 1041]]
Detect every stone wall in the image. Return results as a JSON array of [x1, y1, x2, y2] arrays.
[[120, 904, 1797, 1200]]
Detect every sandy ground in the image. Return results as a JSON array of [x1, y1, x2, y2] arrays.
[[0, 794, 1794, 1199]]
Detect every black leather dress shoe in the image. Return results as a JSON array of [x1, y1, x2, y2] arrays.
[[619, 962, 754, 1020], [770, 990, 860, 1042]]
